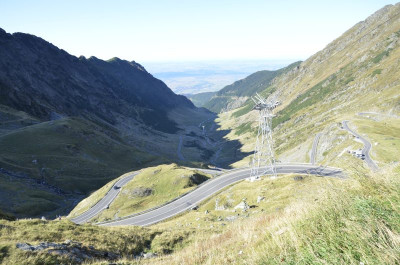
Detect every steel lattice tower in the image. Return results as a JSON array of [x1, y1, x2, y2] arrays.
[[248, 93, 277, 181]]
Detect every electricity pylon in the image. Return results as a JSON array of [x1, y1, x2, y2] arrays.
[[248, 93, 278, 181]]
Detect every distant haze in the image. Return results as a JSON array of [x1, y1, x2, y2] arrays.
[[143, 59, 295, 94], [1, 1, 397, 62]]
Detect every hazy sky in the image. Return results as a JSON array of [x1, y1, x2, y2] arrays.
[[1, 0, 398, 62]]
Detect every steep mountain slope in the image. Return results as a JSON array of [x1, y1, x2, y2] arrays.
[[203, 62, 301, 113], [0, 28, 243, 218], [217, 3, 400, 169], [0, 28, 192, 133]]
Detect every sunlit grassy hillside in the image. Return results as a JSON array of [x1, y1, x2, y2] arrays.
[[215, 4, 400, 169], [136, 164, 400, 265], [69, 164, 212, 223]]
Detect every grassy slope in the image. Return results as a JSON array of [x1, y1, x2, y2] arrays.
[[213, 4, 400, 169], [3, 165, 399, 264], [153, 173, 341, 231], [137, 164, 400, 265], [0, 219, 197, 265], [70, 164, 212, 223], [353, 115, 400, 164], [0, 173, 65, 217], [0, 91, 231, 218], [0, 115, 161, 217], [0, 117, 153, 193], [67, 173, 127, 218], [0, 104, 39, 135], [204, 62, 301, 113]]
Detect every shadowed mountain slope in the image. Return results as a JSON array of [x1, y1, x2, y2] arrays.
[[0, 28, 193, 133], [0, 28, 248, 218]]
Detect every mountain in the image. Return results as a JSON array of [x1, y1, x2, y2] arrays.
[[186, 91, 216, 107], [0, 28, 244, 218], [2, 3, 400, 265], [156, 4, 400, 263], [216, 3, 400, 168], [203, 62, 301, 113], [0, 28, 193, 133]]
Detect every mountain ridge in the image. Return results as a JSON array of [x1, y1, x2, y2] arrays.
[[203, 61, 301, 113], [0, 27, 237, 218], [215, 2, 400, 169], [0, 28, 194, 133]]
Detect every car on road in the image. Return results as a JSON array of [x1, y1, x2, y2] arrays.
[[113, 186, 120, 190]]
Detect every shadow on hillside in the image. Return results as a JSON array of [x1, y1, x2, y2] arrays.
[[181, 111, 253, 169]]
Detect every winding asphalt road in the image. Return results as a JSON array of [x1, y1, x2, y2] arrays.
[[310, 133, 322, 165], [71, 168, 222, 224], [342, 121, 378, 170], [69, 121, 376, 227], [71, 172, 139, 224], [98, 164, 343, 227]]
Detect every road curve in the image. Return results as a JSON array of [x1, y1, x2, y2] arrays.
[[71, 172, 139, 224], [99, 164, 343, 227], [310, 133, 322, 165], [342, 121, 378, 170]]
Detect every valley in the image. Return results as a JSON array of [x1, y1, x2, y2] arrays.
[[0, 2, 400, 265], [0, 28, 251, 219]]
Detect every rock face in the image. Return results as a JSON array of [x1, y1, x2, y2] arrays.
[[293, 176, 304, 181], [234, 201, 249, 212], [215, 198, 226, 211], [257, 196, 265, 203], [225, 215, 239, 222], [131, 187, 153, 197], [0, 28, 193, 133], [184, 173, 210, 187], [16, 240, 119, 264], [141, 252, 158, 259]]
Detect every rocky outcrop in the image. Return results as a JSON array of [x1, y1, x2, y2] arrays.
[[257, 196, 265, 203], [234, 200, 249, 212], [182, 173, 209, 187], [16, 240, 119, 264], [131, 187, 153, 197]]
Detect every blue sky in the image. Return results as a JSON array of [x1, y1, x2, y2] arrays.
[[0, 0, 398, 62]]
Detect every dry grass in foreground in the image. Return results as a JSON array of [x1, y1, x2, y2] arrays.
[[132, 164, 400, 265]]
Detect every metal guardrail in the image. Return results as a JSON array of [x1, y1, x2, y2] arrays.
[[95, 167, 251, 225], [95, 163, 343, 225]]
